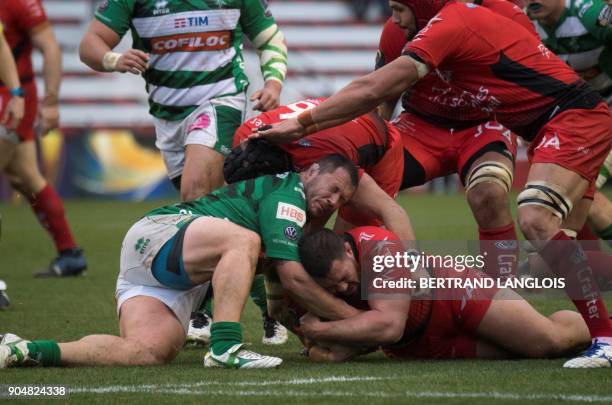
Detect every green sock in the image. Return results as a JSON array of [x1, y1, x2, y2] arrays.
[[210, 322, 242, 356], [249, 274, 268, 317], [203, 296, 213, 316], [26, 340, 61, 367], [595, 224, 612, 248]]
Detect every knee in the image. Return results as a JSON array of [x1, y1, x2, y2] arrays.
[[467, 182, 508, 213], [518, 206, 558, 241], [128, 340, 180, 366], [180, 180, 207, 201], [6, 165, 45, 195], [239, 231, 261, 262]]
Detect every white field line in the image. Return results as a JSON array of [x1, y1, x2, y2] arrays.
[[68, 377, 612, 402], [70, 376, 388, 393]]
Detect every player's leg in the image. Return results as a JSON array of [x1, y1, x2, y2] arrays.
[[0, 296, 188, 368], [180, 95, 244, 201], [180, 144, 225, 201], [0, 137, 16, 170], [4, 140, 86, 276], [589, 191, 612, 248], [517, 112, 612, 367], [475, 288, 590, 358], [181, 217, 282, 368], [59, 296, 186, 366], [460, 122, 518, 280]]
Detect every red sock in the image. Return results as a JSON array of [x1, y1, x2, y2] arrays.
[[479, 223, 518, 279], [539, 231, 612, 338], [28, 184, 77, 252], [576, 224, 601, 252], [585, 250, 612, 288]]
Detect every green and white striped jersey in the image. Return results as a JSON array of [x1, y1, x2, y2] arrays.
[[145, 172, 307, 262], [532, 0, 612, 92], [96, 0, 287, 121]]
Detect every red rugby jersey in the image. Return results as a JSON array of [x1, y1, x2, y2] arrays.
[[377, 0, 542, 128], [0, 0, 49, 85], [234, 98, 393, 171], [404, 2, 600, 139]]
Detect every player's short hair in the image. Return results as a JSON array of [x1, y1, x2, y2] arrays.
[[298, 229, 346, 278], [315, 154, 359, 188]]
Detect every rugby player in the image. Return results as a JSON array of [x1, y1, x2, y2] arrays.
[[0, 155, 359, 369], [297, 226, 591, 362], [376, 0, 540, 280], [80, 0, 289, 346], [0, 0, 87, 277], [0, 20, 22, 307], [228, 98, 413, 238], [526, 0, 612, 247], [80, 0, 288, 201], [189, 98, 414, 345], [253, 0, 612, 367]]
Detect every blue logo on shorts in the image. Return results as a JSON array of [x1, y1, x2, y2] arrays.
[[284, 226, 298, 240]]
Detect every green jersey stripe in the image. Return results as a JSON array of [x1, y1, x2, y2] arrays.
[[145, 62, 234, 89]]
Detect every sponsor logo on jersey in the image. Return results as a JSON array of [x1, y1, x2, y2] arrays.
[[134, 237, 151, 254], [174, 16, 209, 28], [276, 202, 306, 227], [153, 0, 170, 16], [359, 232, 375, 241], [151, 31, 231, 54], [188, 113, 211, 132], [535, 134, 560, 150], [98, 0, 109, 12], [284, 226, 298, 240]]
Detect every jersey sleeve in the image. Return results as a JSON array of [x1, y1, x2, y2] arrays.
[[258, 191, 307, 262], [241, 0, 288, 83], [403, 5, 469, 68], [376, 19, 407, 70], [94, 0, 134, 37], [578, 0, 612, 43], [14, 0, 49, 33]]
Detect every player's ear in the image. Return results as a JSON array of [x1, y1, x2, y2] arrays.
[[303, 162, 320, 183], [344, 241, 354, 258]]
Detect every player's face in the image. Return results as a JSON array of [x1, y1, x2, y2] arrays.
[[304, 167, 356, 218], [525, 0, 563, 23], [389, 1, 417, 37], [318, 256, 360, 296]]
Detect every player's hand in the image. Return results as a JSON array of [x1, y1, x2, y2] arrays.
[[115, 49, 149, 75], [1, 95, 24, 129], [248, 118, 305, 143], [39, 96, 60, 135], [250, 80, 282, 111], [299, 312, 323, 339]]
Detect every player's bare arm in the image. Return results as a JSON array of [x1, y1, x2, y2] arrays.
[[299, 296, 411, 347], [274, 260, 361, 321], [0, 32, 23, 129], [252, 56, 427, 142], [343, 172, 416, 241], [30, 24, 61, 134], [79, 20, 149, 74]]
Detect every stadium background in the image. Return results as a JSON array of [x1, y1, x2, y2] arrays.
[[0, 0, 536, 201]]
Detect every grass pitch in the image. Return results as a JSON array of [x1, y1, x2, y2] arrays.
[[1, 191, 611, 404]]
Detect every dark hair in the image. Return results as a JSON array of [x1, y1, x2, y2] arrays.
[[298, 229, 346, 278], [316, 154, 359, 188]]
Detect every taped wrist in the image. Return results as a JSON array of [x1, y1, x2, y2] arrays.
[[102, 51, 122, 72]]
